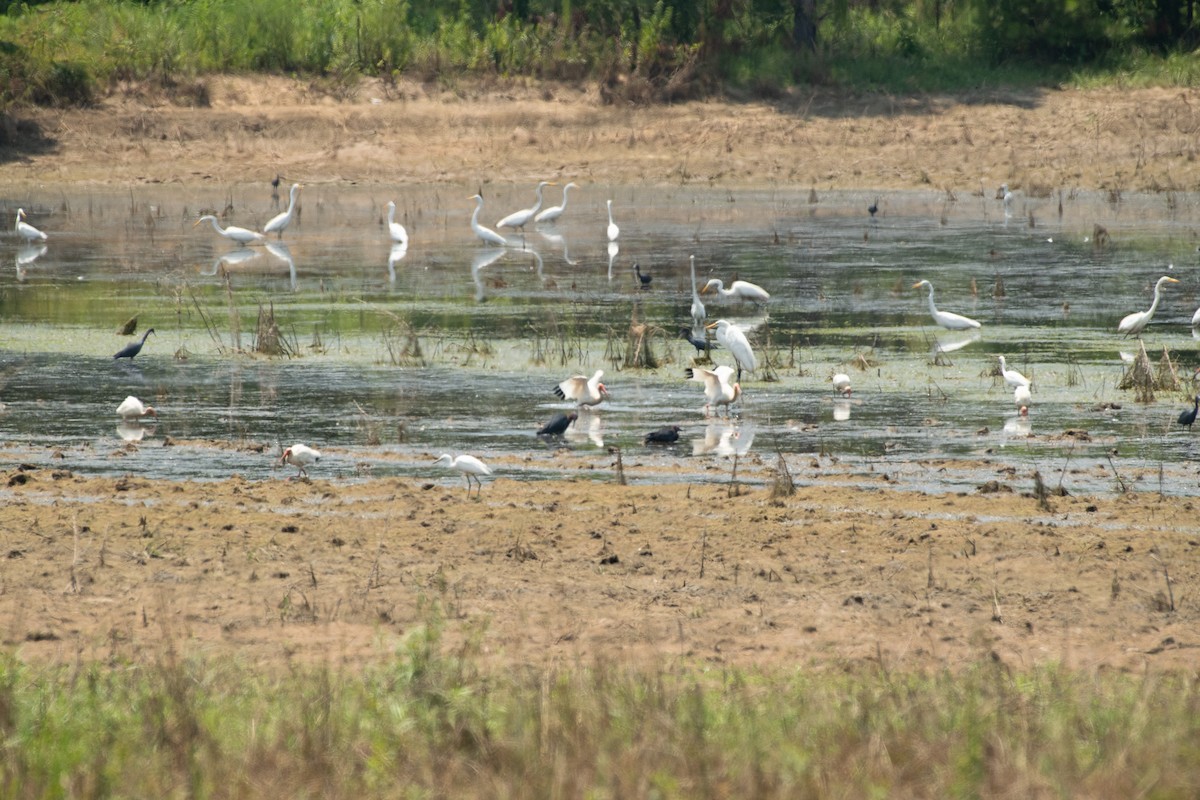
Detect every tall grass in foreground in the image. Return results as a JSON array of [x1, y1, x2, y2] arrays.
[[1, 619, 1198, 798]]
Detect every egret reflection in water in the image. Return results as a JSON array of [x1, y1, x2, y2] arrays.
[[693, 420, 755, 457], [15, 244, 47, 280], [538, 229, 577, 266], [206, 247, 261, 276], [471, 247, 507, 302], [607, 240, 619, 280], [387, 243, 408, 282], [833, 399, 852, 422], [265, 241, 297, 291], [565, 412, 604, 448], [117, 421, 155, 442]]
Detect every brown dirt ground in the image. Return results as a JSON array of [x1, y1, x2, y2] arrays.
[[2, 78, 1199, 673]]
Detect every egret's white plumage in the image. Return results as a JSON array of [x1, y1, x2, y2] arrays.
[[554, 369, 609, 408], [279, 443, 321, 478], [1191, 304, 1200, 327], [497, 181, 554, 233], [606, 199, 619, 241], [15, 209, 46, 243], [116, 396, 157, 420], [701, 277, 771, 304], [912, 280, 982, 330], [689, 256, 706, 333], [686, 365, 741, 417], [1118, 275, 1178, 337], [534, 182, 577, 224], [385, 200, 409, 246], [997, 356, 1031, 389], [433, 453, 493, 497], [832, 373, 852, 396], [707, 319, 756, 382], [1014, 384, 1032, 416], [999, 183, 1014, 212], [469, 194, 508, 247], [195, 215, 267, 246], [263, 183, 301, 238]]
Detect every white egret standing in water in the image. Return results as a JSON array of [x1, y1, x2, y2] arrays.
[[263, 183, 301, 238], [469, 194, 508, 247], [912, 280, 981, 330], [195, 215, 267, 246], [1118, 275, 1178, 337]]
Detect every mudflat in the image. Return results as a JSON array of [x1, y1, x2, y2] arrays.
[[1, 77, 1198, 672]]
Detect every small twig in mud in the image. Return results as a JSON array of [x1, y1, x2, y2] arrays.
[[926, 546, 934, 589], [1033, 470, 1052, 512], [67, 518, 81, 595], [1149, 551, 1176, 612], [1057, 442, 1076, 494], [309, 562, 318, 588], [699, 530, 707, 579], [770, 448, 795, 499], [727, 453, 741, 498], [1106, 454, 1128, 494], [991, 586, 1004, 623], [609, 446, 626, 485]]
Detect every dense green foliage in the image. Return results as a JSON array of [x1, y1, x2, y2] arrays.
[[0, 0, 1199, 109], [2, 618, 1199, 798]]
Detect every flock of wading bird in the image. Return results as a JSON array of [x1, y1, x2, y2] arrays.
[[12, 180, 1200, 496]]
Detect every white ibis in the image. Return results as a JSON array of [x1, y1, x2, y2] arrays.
[[534, 182, 578, 224], [832, 373, 852, 396], [1014, 384, 1032, 416], [707, 319, 756, 382], [554, 370, 609, 408], [279, 443, 321, 478], [686, 365, 741, 417], [912, 280, 981, 330], [700, 277, 770, 304], [1118, 275, 1178, 337], [195, 215, 267, 246], [15, 209, 46, 243], [263, 183, 301, 238], [997, 356, 1031, 389], [433, 453, 492, 497], [116, 396, 157, 420], [385, 200, 409, 246], [469, 194, 507, 247]]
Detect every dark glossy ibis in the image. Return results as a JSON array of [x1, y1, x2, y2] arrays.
[[644, 425, 681, 445], [1178, 396, 1199, 429], [538, 412, 578, 436], [679, 327, 719, 356], [634, 263, 652, 288], [113, 328, 155, 361]]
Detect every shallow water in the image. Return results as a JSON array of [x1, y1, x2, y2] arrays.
[[4, 183, 1200, 495]]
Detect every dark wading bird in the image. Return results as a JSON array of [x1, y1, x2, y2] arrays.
[[644, 425, 681, 445], [679, 327, 719, 356], [634, 263, 652, 288], [538, 411, 577, 437], [1178, 396, 1199, 429], [868, 197, 879, 218], [114, 328, 155, 361]]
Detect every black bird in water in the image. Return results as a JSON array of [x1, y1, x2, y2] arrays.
[[679, 327, 719, 356], [634, 263, 652, 288], [868, 197, 879, 217], [538, 411, 578, 437], [644, 425, 681, 445], [1178, 396, 1199, 429], [113, 328, 155, 361]]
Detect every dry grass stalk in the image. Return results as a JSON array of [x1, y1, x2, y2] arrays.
[[770, 452, 795, 499], [1117, 339, 1158, 402]]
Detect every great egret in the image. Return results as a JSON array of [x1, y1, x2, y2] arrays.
[[279, 443, 321, 478], [497, 181, 555, 237], [433, 453, 493, 497], [263, 183, 301, 238], [1014, 384, 1032, 416], [538, 412, 577, 437], [469, 194, 508, 247], [606, 199, 619, 241], [1178, 396, 1199, 429], [707, 319, 757, 382], [1118, 275, 1178, 337], [195, 215, 267, 246], [686, 365, 741, 417], [114, 328, 156, 361], [385, 200, 409, 246], [116, 396, 157, 420], [554, 369, 609, 408], [689, 255, 706, 333], [832, 373, 852, 396], [644, 425, 681, 445], [535, 181, 577, 224], [997, 356, 1031, 389], [999, 183, 1014, 213], [912, 280, 982, 330], [15, 209, 46, 243], [700, 277, 771, 304], [680, 327, 719, 356], [1192, 304, 1200, 327]]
